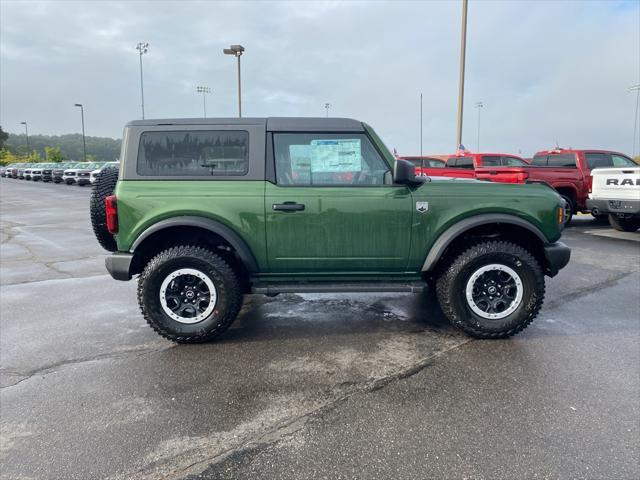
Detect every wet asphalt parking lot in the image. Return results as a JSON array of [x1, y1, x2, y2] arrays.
[[1, 177, 639, 480]]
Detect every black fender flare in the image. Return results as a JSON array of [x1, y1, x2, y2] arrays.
[[421, 214, 548, 272], [130, 216, 259, 273]]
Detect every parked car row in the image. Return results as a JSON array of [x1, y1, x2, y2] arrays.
[[1, 161, 119, 185], [400, 148, 638, 226]]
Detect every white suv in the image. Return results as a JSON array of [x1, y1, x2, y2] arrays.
[[90, 162, 119, 184]]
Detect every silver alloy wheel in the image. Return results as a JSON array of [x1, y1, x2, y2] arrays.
[[159, 268, 217, 324], [465, 264, 523, 320], [562, 199, 572, 224]]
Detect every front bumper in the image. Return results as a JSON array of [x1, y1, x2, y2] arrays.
[[587, 198, 640, 216], [543, 241, 571, 277], [105, 252, 133, 281], [77, 178, 91, 185]]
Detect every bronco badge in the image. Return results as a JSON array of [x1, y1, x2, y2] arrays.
[[416, 201, 429, 213]]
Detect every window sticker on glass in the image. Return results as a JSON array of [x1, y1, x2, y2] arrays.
[[289, 139, 362, 174]]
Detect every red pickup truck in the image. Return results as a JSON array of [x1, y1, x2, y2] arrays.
[[400, 152, 529, 180], [474, 148, 638, 222]]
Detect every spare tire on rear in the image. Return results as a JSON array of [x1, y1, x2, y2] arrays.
[[90, 167, 119, 252]]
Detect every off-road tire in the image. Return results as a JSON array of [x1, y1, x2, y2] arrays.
[[137, 246, 243, 343], [608, 214, 640, 232], [436, 240, 545, 339], [90, 167, 119, 252]]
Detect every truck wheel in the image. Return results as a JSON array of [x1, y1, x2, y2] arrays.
[[436, 241, 545, 339], [137, 246, 243, 343], [608, 215, 640, 232], [90, 167, 119, 252], [560, 195, 573, 226]]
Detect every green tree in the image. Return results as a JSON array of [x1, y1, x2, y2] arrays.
[[0, 126, 8, 149], [44, 146, 67, 163]]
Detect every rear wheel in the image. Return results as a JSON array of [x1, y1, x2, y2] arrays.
[[560, 195, 573, 226], [137, 246, 243, 343], [608, 214, 640, 232], [90, 167, 119, 252], [436, 241, 545, 338]]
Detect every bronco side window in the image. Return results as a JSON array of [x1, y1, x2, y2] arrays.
[[273, 133, 389, 186], [137, 130, 249, 176]]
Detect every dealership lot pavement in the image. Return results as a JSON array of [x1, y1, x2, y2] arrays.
[[1, 178, 638, 479]]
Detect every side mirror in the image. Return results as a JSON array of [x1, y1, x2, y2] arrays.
[[394, 159, 426, 186]]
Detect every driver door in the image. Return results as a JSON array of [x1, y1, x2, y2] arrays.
[[265, 132, 413, 273]]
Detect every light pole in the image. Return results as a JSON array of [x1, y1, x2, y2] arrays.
[[196, 86, 211, 118], [223, 44, 245, 117], [455, 0, 469, 150], [630, 84, 640, 157], [420, 93, 423, 159], [475, 101, 483, 151], [74, 103, 87, 161], [20, 121, 29, 149], [136, 42, 149, 119], [324, 103, 331, 117]]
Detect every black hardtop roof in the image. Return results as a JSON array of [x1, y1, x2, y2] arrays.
[[125, 117, 365, 132]]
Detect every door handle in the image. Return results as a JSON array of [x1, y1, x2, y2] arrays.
[[272, 202, 305, 212]]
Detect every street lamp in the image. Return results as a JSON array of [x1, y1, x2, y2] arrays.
[[629, 84, 640, 157], [223, 44, 245, 117], [20, 121, 29, 149], [196, 86, 211, 118], [455, 0, 469, 150], [136, 42, 149, 119], [74, 103, 87, 161], [324, 103, 331, 117], [475, 101, 483, 151]]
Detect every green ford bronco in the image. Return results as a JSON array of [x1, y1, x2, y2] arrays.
[[90, 117, 570, 343]]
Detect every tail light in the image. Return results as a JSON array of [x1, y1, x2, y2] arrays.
[[587, 175, 593, 193], [105, 195, 118, 234]]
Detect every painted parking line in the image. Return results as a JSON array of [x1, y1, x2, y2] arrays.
[[583, 229, 640, 242]]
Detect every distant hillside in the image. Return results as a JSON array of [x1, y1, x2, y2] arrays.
[[6, 133, 121, 162]]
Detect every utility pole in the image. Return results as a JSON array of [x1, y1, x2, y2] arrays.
[[455, 0, 469, 150], [475, 101, 483, 151], [196, 86, 211, 118], [630, 84, 640, 157], [223, 45, 245, 117], [324, 103, 331, 117], [74, 104, 87, 161], [20, 121, 29, 149], [420, 93, 425, 175], [136, 42, 149, 119]]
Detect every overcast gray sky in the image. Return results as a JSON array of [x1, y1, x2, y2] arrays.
[[1, 0, 639, 156]]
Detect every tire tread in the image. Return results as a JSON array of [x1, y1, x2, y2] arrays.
[[137, 245, 243, 343], [436, 240, 545, 339]]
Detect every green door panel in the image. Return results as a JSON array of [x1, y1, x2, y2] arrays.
[[265, 182, 413, 272], [114, 180, 268, 268]]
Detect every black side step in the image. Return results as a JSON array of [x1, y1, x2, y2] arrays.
[[251, 282, 426, 295]]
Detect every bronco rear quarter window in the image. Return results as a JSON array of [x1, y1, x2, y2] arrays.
[[137, 130, 249, 176]]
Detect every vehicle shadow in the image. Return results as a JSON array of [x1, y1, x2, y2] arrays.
[[219, 288, 459, 345]]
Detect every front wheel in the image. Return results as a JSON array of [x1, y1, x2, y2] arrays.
[[609, 214, 640, 232], [137, 246, 243, 343], [436, 241, 545, 338]]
